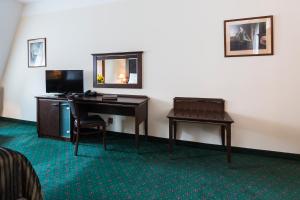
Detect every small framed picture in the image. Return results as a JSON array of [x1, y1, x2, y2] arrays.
[[224, 16, 273, 57], [28, 38, 47, 67]]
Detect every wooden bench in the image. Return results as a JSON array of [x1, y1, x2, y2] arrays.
[[167, 97, 234, 163]]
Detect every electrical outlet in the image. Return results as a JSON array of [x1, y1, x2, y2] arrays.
[[108, 118, 113, 125]]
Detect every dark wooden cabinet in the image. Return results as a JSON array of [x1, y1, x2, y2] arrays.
[[37, 99, 60, 138], [36, 98, 72, 140]]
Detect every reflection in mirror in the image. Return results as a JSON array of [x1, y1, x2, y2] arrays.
[[97, 58, 138, 84], [93, 51, 143, 89]]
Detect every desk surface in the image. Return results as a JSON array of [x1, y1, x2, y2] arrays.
[[36, 94, 149, 105], [167, 109, 234, 124]]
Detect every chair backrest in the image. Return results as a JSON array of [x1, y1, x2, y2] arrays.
[[67, 95, 79, 119]]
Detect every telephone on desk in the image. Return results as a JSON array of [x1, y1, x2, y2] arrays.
[[84, 90, 97, 97]]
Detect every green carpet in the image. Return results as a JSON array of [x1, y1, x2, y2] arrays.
[[1, 120, 300, 200]]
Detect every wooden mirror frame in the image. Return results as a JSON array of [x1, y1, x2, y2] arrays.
[[92, 51, 143, 89]]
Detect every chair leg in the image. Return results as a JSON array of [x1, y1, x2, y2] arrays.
[[103, 126, 106, 151], [97, 125, 101, 143], [75, 133, 79, 156], [72, 127, 77, 144]]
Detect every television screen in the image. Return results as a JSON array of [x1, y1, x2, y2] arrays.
[[46, 70, 83, 93]]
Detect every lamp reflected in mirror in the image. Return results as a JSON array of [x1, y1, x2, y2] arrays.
[[118, 73, 126, 83]]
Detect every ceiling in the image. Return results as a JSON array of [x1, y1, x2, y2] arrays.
[[17, 0, 42, 3], [18, 0, 119, 15], [17, 0, 110, 4]]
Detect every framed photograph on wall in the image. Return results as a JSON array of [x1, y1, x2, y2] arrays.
[[224, 16, 273, 57], [28, 38, 47, 67]]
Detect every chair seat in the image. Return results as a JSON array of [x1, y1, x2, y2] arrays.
[[75, 115, 106, 127]]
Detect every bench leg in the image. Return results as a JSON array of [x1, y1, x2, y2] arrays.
[[221, 125, 226, 147], [226, 124, 232, 163], [135, 120, 140, 149]]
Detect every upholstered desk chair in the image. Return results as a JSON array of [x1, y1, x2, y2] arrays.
[[67, 95, 106, 156]]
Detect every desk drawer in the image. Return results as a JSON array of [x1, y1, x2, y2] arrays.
[[78, 103, 135, 116]]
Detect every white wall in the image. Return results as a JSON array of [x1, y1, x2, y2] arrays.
[[1, 0, 300, 154], [0, 0, 23, 78]]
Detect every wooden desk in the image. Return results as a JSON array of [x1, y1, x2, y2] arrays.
[[36, 94, 149, 148], [167, 97, 234, 162]]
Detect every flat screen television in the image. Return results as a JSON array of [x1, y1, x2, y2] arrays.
[[46, 70, 83, 94]]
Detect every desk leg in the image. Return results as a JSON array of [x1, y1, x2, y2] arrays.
[[169, 119, 174, 153], [174, 121, 177, 144], [144, 119, 148, 140], [221, 125, 226, 147], [135, 120, 140, 149], [226, 124, 232, 163]]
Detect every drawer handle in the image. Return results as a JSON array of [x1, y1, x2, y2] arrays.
[[52, 103, 59, 107]]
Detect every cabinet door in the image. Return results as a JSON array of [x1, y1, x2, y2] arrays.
[[38, 99, 60, 137]]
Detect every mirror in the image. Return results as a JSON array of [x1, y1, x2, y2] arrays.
[[97, 58, 138, 84], [93, 52, 143, 89]]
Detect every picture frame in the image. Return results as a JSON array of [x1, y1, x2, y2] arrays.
[[28, 38, 47, 67], [224, 16, 273, 57]]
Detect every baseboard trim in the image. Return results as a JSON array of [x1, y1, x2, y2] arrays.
[[107, 131, 300, 161], [1, 117, 299, 160], [0, 117, 37, 125], [176, 139, 300, 160]]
